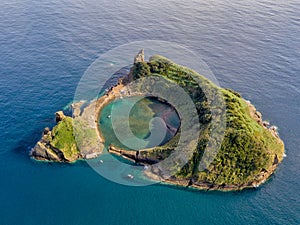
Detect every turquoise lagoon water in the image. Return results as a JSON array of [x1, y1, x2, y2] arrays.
[[0, 0, 299, 224], [99, 96, 180, 149]]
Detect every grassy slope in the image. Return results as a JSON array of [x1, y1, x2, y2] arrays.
[[131, 55, 284, 186], [197, 89, 283, 185], [49, 117, 79, 161], [43, 116, 100, 161]]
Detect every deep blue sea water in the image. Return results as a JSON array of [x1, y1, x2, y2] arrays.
[[0, 0, 299, 224]]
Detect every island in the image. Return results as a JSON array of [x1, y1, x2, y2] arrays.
[[31, 50, 285, 191]]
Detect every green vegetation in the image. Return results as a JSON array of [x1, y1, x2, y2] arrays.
[[48, 117, 79, 161], [37, 115, 101, 162], [130, 55, 284, 186], [38, 54, 284, 188], [194, 90, 283, 185]]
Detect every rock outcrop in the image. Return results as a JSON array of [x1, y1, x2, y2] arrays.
[[55, 111, 65, 123], [31, 112, 80, 162], [134, 49, 144, 64], [32, 107, 104, 162], [31, 125, 69, 162], [108, 145, 160, 164], [31, 138, 69, 162], [71, 100, 85, 118]]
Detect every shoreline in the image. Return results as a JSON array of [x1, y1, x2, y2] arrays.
[[32, 73, 284, 191], [143, 159, 280, 191], [106, 96, 284, 191], [31, 53, 285, 191]]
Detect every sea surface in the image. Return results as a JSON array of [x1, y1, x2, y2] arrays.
[[0, 0, 299, 224]]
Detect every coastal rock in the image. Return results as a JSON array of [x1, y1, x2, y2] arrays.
[[273, 154, 279, 165], [31, 115, 80, 162], [134, 49, 145, 64], [108, 144, 159, 164], [55, 111, 65, 123], [31, 123, 73, 162], [263, 121, 270, 127], [245, 101, 263, 125], [43, 127, 50, 135], [85, 152, 100, 159], [71, 101, 85, 118], [32, 111, 103, 162], [31, 140, 66, 162]]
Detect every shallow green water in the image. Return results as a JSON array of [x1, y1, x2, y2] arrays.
[[98, 96, 181, 150]]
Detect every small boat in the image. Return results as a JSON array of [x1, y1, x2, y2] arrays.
[[127, 174, 134, 179], [99, 160, 104, 163], [107, 115, 111, 119]]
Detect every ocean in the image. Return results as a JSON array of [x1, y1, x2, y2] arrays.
[[0, 0, 299, 224]]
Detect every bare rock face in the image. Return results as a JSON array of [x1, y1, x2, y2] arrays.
[[134, 49, 145, 64], [31, 127, 67, 162], [71, 100, 85, 118], [55, 111, 65, 123], [31, 141, 63, 162], [43, 127, 50, 135]]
